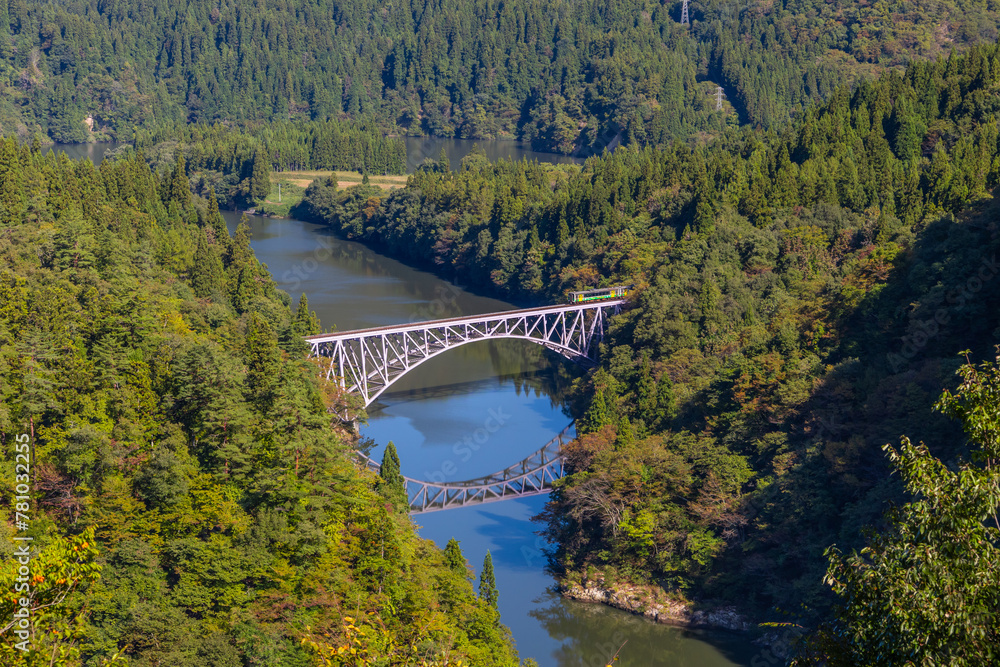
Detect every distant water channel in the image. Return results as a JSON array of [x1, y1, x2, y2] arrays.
[[45, 137, 578, 174], [401, 136, 583, 172], [42, 141, 121, 163], [66, 139, 754, 664]]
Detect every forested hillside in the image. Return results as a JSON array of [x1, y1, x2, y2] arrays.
[[4, 0, 1000, 660], [2, 0, 1000, 151], [296, 40, 1000, 623], [0, 141, 520, 666]]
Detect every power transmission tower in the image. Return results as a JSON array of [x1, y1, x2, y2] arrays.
[[681, 0, 690, 25], [716, 86, 723, 110]]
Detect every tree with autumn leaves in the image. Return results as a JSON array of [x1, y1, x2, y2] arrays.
[[0, 528, 126, 666]]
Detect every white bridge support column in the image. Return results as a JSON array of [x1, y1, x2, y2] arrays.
[[306, 300, 624, 408]]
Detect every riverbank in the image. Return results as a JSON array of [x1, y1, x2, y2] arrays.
[[561, 576, 751, 632]]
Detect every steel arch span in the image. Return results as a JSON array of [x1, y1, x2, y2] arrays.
[[306, 300, 624, 408], [360, 423, 574, 513]]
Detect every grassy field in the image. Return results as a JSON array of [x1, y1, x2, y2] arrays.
[[257, 170, 408, 218]]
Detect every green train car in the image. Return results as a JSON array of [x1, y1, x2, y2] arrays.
[[567, 285, 633, 303]]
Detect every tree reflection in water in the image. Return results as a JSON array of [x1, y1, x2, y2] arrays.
[[528, 592, 753, 667]]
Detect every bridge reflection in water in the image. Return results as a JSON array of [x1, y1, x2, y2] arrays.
[[360, 423, 574, 513], [309, 301, 624, 512]]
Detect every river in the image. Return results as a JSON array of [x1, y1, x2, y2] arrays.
[[223, 210, 758, 667], [63, 138, 757, 665]]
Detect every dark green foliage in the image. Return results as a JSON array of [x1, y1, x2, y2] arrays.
[[204, 187, 229, 247], [2, 0, 1000, 154], [134, 448, 190, 510], [292, 294, 322, 336], [191, 229, 225, 298], [0, 138, 25, 226], [243, 313, 281, 413], [224, 215, 273, 313], [167, 156, 192, 209], [12, 0, 984, 150], [249, 150, 271, 205]]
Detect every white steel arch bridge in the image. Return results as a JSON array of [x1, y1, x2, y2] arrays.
[[305, 300, 624, 408], [306, 300, 624, 512]]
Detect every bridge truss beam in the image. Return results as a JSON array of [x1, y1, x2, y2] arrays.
[[307, 301, 623, 408]]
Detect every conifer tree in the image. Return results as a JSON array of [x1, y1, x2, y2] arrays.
[[616, 417, 635, 448], [168, 155, 191, 210], [227, 216, 258, 311], [479, 550, 499, 611], [191, 230, 225, 298], [250, 151, 271, 205], [444, 538, 468, 577], [205, 187, 230, 248], [655, 372, 678, 425], [437, 147, 451, 172], [378, 441, 407, 508], [582, 369, 617, 433], [0, 138, 25, 226], [231, 266, 254, 314], [294, 294, 322, 335], [228, 215, 254, 268], [635, 356, 658, 427], [244, 313, 281, 413]]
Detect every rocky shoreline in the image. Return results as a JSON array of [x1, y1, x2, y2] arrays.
[[561, 578, 751, 632]]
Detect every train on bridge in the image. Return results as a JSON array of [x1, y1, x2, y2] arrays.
[[567, 284, 633, 303]]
